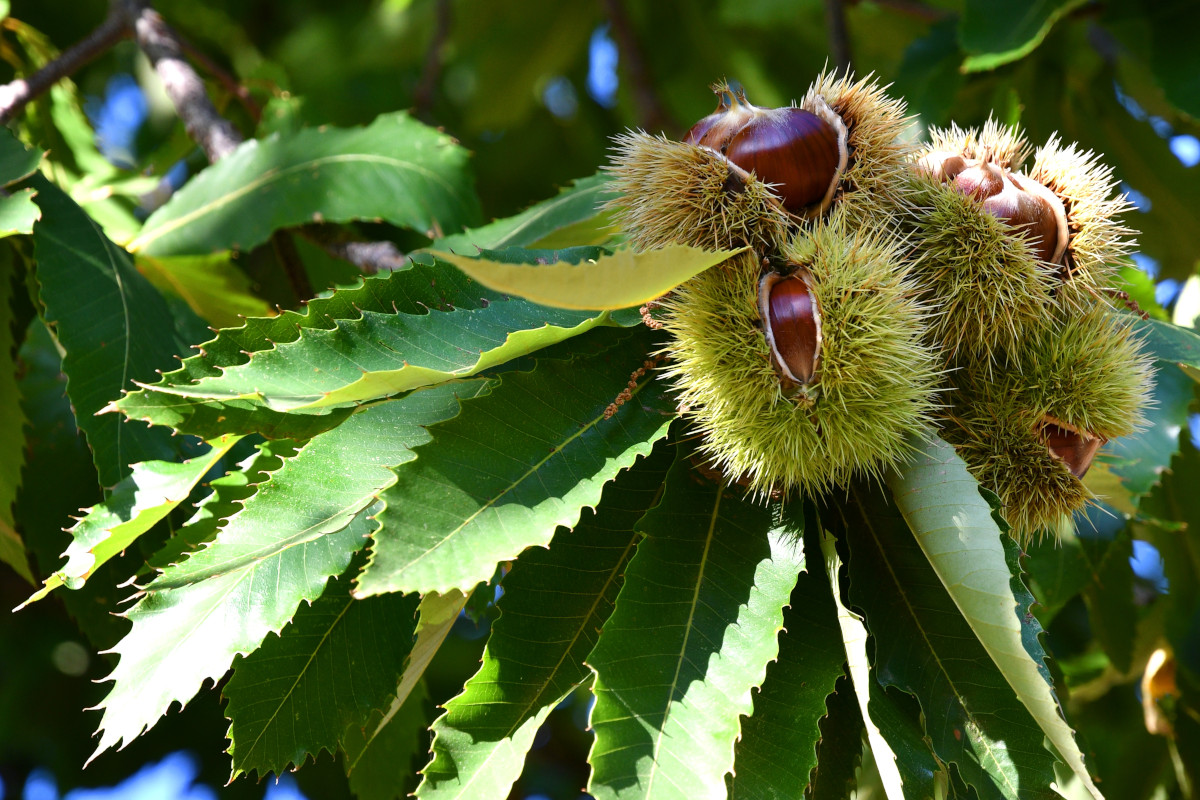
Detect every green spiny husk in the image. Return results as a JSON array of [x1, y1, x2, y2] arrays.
[[908, 176, 1057, 365], [660, 212, 940, 496], [941, 308, 1153, 542], [1028, 136, 1135, 312], [802, 70, 918, 228], [603, 131, 790, 253], [906, 122, 1055, 366]]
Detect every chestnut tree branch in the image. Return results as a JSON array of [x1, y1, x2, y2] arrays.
[[298, 226, 409, 275], [0, 5, 131, 125], [824, 0, 854, 75], [600, 0, 676, 134], [413, 0, 452, 121], [119, 0, 243, 163]]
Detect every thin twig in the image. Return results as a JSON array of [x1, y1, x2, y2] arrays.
[[298, 226, 409, 275], [120, 0, 243, 163], [0, 5, 131, 125], [824, 0, 853, 76], [600, 0, 675, 134], [861, 0, 945, 23], [412, 0, 451, 121], [176, 34, 261, 124], [271, 230, 314, 302]]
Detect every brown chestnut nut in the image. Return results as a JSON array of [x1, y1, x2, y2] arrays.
[[918, 153, 1070, 266], [686, 84, 847, 216], [759, 269, 821, 388], [1038, 415, 1105, 478]]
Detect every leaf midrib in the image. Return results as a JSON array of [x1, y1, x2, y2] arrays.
[[131, 152, 464, 253]]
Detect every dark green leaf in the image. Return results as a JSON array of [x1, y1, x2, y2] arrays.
[[1104, 0, 1200, 119], [1102, 363, 1195, 503], [839, 484, 1059, 799], [130, 112, 482, 257], [729, 553, 847, 800], [344, 683, 431, 800], [136, 252, 274, 327], [1079, 529, 1136, 673], [895, 17, 964, 127], [959, 0, 1086, 71], [586, 447, 804, 800], [31, 176, 201, 485], [0, 253, 32, 582], [91, 380, 490, 758], [356, 338, 674, 596], [417, 446, 672, 799], [0, 189, 41, 237], [805, 671, 863, 800], [224, 582, 420, 779], [0, 126, 41, 186], [433, 172, 612, 252], [885, 433, 1101, 798]]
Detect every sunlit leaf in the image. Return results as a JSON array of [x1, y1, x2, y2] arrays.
[[839, 484, 1059, 799], [586, 447, 804, 800], [885, 433, 1103, 799], [435, 245, 743, 311], [136, 252, 275, 328], [224, 581, 420, 779], [18, 435, 241, 608], [355, 336, 674, 597], [130, 112, 482, 257], [417, 447, 671, 799], [90, 381, 489, 758]]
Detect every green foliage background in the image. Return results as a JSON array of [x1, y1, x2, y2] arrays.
[[1, 1, 1199, 799]]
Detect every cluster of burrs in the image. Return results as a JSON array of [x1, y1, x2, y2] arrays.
[[605, 72, 1152, 543]]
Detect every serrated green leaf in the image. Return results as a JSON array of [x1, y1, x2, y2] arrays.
[[17, 435, 241, 608], [433, 172, 612, 253], [0, 126, 40, 186], [436, 245, 744, 311], [885, 433, 1103, 800], [114, 256, 582, 438], [90, 381, 490, 758], [136, 252, 275, 328], [347, 591, 469, 776], [585, 447, 804, 800], [138, 276, 623, 413], [344, 683, 431, 800], [129, 113, 481, 257], [728, 541, 847, 800], [418, 446, 672, 800], [224, 582, 420, 779], [839, 484, 1060, 800], [1023, 533, 1092, 626], [806, 671, 864, 800], [355, 336, 674, 597], [1133, 318, 1200, 371], [1104, 363, 1195, 503], [0, 188, 41, 237], [818, 528, 911, 800], [959, 0, 1086, 71], [0, 256, 32, 583], [144, 438, 300, 575], [31, 176, 201, 485]]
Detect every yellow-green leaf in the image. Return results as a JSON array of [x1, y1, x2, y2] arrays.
[[433, 245, 745, 311]]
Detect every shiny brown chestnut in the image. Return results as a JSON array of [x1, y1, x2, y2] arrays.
[[759, 269, 821, 388], [686, 85, 848, 216], [1038, 415, 1106, 478]]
